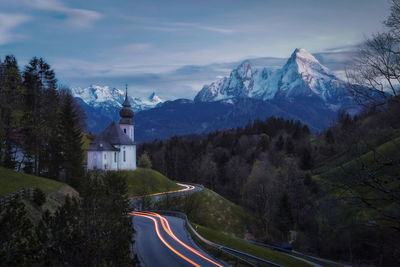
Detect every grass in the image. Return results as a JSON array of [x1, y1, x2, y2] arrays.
[[0, 167, 68, 196], [119, 168, 181, 197], [0, 167, 79, 223], [156, 187, 263, 238], [313, 135, 400, 230], [194, 224, 313, 267], [315, 136, 400, 185], [314, 128, 400, 175]]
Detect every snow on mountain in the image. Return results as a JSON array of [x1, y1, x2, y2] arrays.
[[194, 48, 351, 106], [70, 85, 164, 112]]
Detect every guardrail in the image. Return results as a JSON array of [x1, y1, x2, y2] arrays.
[[151, 210, 284, 267], [237, 238, 337, 267], [0, 187, 34, 208]]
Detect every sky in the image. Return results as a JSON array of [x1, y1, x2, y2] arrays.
[[0, 0, 391, 100]]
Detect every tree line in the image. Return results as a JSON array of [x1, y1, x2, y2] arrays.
[[0, 56, 85, 188]]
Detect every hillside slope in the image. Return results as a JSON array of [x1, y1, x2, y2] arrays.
[[0, 167, 79, 222], [120, 168, 181, 197]]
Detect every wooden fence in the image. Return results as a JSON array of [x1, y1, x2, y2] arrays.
[[0, 187, 34, 209]]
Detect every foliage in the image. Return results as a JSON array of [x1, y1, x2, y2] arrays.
[[32, 187, 46, 207], [137, 152, 152, 168], [0, 56, 86, 189], [0, 171, 135, 266], [0, 200, 38, 265]]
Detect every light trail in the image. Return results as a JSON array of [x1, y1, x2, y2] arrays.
[[140, 211, 223, 267], [130, 183, 195, 199], [131, 211, 222, 267], [132, 212, 201, 267]]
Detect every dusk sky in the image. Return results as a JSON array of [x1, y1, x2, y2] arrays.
[[0, 0, 391, 99]]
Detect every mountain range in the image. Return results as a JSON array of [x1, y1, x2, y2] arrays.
[[71, 48, 361, 141], [70, 85, 164, 133]]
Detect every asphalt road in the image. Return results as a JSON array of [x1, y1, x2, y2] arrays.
[[133, 212, 222, 267]]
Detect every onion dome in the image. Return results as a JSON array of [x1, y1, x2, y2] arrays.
[[119, 85, 134, 124]]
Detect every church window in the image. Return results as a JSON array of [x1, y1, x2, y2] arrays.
[[123, 151, 126, 162], [104, 154, 106, 159], [124, 129, 126, 134], [114, 152, 117, 162]]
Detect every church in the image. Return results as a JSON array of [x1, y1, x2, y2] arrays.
[[87, 87, 136, 170]]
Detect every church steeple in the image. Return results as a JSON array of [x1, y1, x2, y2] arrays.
[[119, 84, 134, 125], [122, 84, 131, 107]]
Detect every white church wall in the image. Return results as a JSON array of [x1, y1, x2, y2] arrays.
[[88, 151, 103, 170]]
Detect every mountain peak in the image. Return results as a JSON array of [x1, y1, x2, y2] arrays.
[[148, 92, 163, 103], [290, 48, 319, 64], [235, 60, 252, 79]]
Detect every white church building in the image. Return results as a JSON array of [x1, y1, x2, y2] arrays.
[[87, 88, 136, 170]]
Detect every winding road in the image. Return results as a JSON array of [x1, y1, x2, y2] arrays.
[[131, 211, 222, 267]]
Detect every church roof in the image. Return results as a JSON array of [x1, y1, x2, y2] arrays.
[[87, 121, 134, 151]]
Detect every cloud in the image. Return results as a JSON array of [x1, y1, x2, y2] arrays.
[[197, 26, 235, 34], [120, 43, 154, 53], [0, 13, 32, 45], [26, 0, 101, 28], [139, 21, 236, 34]]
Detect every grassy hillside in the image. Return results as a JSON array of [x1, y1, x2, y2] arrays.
[[0, 167, 69, 196], [0, 167, 79, 223], [195, 224, 314, 267], [156, 187, 262, 238], [119, 168, 181, 197], [314, 136, 400, 186]]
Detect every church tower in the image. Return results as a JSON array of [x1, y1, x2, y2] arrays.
[[119, 85, 134, 141]]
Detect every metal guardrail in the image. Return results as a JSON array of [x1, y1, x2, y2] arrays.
[[151, 210, 284, 267], [237, 239, 337, 267], [0, 187, 34, 208]]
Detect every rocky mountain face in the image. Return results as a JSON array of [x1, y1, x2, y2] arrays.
[[194, 48, 353, 111]]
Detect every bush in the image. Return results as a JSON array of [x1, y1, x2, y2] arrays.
[[33, 188, 46, 206], [138, 152, 152, 169]]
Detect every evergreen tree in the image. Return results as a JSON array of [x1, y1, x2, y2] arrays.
[[22, 57, 58, 175], [0, 55, 24, 168], [60, 94, 84, 188], [0, 201, 37, 265]]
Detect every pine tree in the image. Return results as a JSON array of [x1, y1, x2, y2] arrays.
[[0, 55, 24, 168], [22, 57, 58, 175], [0, 201, 36, 265], [60, 94, 84, 188]]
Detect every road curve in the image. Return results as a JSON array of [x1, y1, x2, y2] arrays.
[[131, 211, 223, 267]]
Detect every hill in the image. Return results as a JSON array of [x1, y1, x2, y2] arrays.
[[0, 167, 76, 197], [119, 168, 181, 197], [0, 167, 79, 222], [156, 187, 262, 238]]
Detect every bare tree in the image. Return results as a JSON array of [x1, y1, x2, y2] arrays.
[[347, 0, 400, 108]]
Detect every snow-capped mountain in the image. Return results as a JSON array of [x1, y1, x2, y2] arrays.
[[71, 85, 164, 112], [194, 48, 351, 109], [70, 85, 164, 133]]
